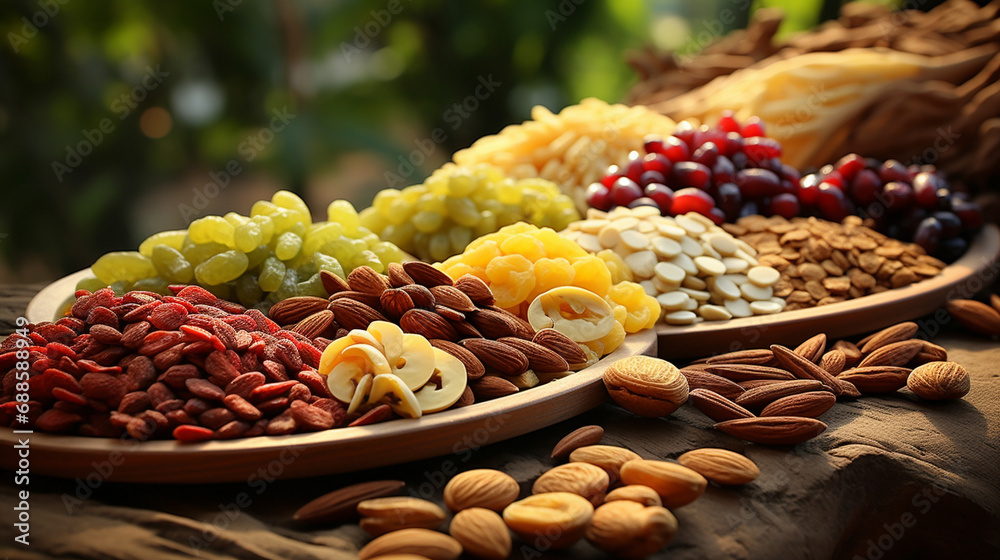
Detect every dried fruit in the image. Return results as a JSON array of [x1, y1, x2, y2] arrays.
[[619, 459, 707, 508], [733, 379, 825, 409], [688, 388, 755, 422], [858, 340, 925, 368], [604, 485, 663, 507], [946, 299, 1000, 337], [907, 361, 970, 400], [568, 445, 642, 484], [603, 356, 689, 417], [836, 366, 910, 394], [444, 469, 520, 512], [526, 286, 615, 342], [532, 328, 589, 368], [460, 339, 529, 377], [585, 500, 678, 560], [676, 448, 759, 485], [759, 391, 836, 418]]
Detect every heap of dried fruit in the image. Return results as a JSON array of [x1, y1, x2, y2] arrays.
[[0, 286, 351, 440], [681, 321, 969, 445], [564, 207, 786, 323], [359, 164, 579, 262], [79, 191, 405, 309], [436, 222, 660, 357], [453, 98, 678, 212], [280, 261, 593, 405], [728, 215, 945, 310], [294, 427, 760, 559]]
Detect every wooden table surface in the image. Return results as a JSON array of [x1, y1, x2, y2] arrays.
[[1, 282, 999, 560]]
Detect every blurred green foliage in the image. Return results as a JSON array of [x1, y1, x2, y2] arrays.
[[0, 0, 849, 282]]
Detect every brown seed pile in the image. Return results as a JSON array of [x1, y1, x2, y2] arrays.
[[682, 321, 968, 445], [724, 215, 945, 310], [293, 427, 759, 559], [0, 285, 354, 441], [279, 262, 589, 404]]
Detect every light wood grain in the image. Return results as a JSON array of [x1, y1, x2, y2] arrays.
[[0, 330, 656, 483], [656, 224, 1000, 359]]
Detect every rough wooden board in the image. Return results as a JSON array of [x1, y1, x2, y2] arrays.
[[2, 285, 999, 558]]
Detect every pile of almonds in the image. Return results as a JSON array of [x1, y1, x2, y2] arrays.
[[0, 286, 352, 440], [681, 322, 971, 445], [294, 425, 761, 559], [279, 262, 591, 404], [726, 215, 945, 310]]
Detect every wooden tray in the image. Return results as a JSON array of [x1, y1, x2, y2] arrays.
[[0, 330, 656, 483], [656, 224, 1000, 360]]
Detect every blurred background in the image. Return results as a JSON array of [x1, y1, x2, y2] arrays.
[[0, 0, 947, 284]]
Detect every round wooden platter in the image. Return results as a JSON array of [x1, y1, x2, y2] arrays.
[[656, 224, 1000, 360], [0, 330, 656, 483]]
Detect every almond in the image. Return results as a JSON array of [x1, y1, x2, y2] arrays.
[[911, 341, 947, 365], [992, 293, 1000, 314], [470, 376, 518, 400], [449, 508, 511, 560], [386, 262, 414, 287], [550, 425, 604, 459], [328, 290, 384, 310], [330, 298, 387, 331], [793, 333, 826, 363], [430, 339, 485, 380], [498, 337, 569, 374], [679, 368, 745, 400], [357, 496, 447, 536], [734, 379, 825, 410], [292, 480, 404, 524], [454, 274, 495, 306], [268, 296, 330, 325], [430, 285, 477, 312], [946, 299, 1000, 336], [858, 340, 924, 368], [290, 310, 336, 339], [677, 448, 759, 485], [837, 366, 911, 394], [444, 469, 520, 512], [585, 500, 678, 559], [453, 385, 475, 408], [569, 445, 642, 484], [688, 388, 755, 422], [486, 306, 535, 339], [604, 356, 689, 417], [859, 322, 919, 354], [705, 348, 775, 365], [770, 344, 847, 395], [400, 283, 437, 308], [403, 261, 454, 288], [379, 288, 415, 320], [704, 363, 796, 381], [715, 416, 827, 445], [618, 459, 707, 508], [468, 309, 520, 339], [400, 308, 458, 341], [532, 328, 588, 368], [532, 462, 609, 507], [460, 339, 529, 376], [832, 339, 863, 366], [358, 528, 462, 560], [434, 304, 466, 322], [760, 391, 836, 418], [737, 379, 786, 391], [604, 485, 662, 507], [319, 270, 350, 295], [348, 265, 391, 295], [503, 493, 593, 550], [907, 361, 970, 400], [818, 350, 846, 375]]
